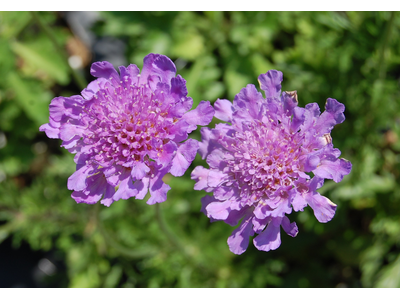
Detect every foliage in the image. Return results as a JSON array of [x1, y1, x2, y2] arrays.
[[1, 11, 400, 287]]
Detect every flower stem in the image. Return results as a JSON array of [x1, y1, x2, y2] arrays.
[[378, 12, 395, 80], [155, 203, 186, 252], [95, 204, 157, 259], [30, 11, 87, 90]]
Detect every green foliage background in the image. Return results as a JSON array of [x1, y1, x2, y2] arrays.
[[1, 11, 400, 287]]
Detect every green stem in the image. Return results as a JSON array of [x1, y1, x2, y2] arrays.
[[95, 205, 157, 259], [30, 11, 87, 90], [378, 12, 395, 80], [155, 203, 186, 252]]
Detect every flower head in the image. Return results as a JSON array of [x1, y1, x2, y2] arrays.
[[40, 53, 214, 206], [192, 70, 352, 254]]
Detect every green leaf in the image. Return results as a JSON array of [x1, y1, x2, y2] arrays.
[[11, 41, 69, 85], [375, 255, 400, 288], [6, 71, 52, 126]]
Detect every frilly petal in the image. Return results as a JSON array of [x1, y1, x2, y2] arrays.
[[182, 100, 214, 129], [131, 161, 150, 180], [67, 164, 92, 191], [90, 61, 120, 86], [281, 216, 298, 237], [157, 141, 177, 167], [281, 91, 298, 116], [170, 138, 198, 177], [81, 78, 108, 100], [306, 193, 337, 223], [39, 123, 60, 139], [233, 84, 263, 120], [147, 167, 171, 205], [139, 53, 176, 85], [257, 70, 282, 100], [313, 157, 352, 183], [113, 169, 139, 200], [119, 64, 140, 81], [314, 98, 345, 135], [205, 200, 232, 220], [214, 99, 234, 122], [227, 214, 255, 255], [191, 166, 210, 190], [253, 217, 282, 252], [170, 75, 189, 102]]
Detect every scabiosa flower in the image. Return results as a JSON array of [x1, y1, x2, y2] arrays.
[[40, 53, 214, 206], [192, 70, 352, 254]]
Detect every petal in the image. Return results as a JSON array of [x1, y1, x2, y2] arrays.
[[81, 78, 107, 100], [48, 97, 66, 122], [119, 64, 140, 81], [59, 123, 85, 141], [170, 75, 189, 101], [208, 170, 227, 187], [90, 61, 120, 86], [191, 166, 210, 191], [198, 127, 213, 159], [157, 141, 177, 166], [147, 169, 171, 205], [313, 157, 352, 183], [281, 216, 298, 237], [147, 74, 161, 91], [169, 139, 199, 177], [253, 217, 282, 252], [71, 190, 102, 204], [282, 91, 298, 116], [224, 207, 251, 226], [292, 193, 308, 212], [169, 96, 193, 118], [113, 171, 139, 200], [168, 119, 191, 143], [131, 161, 150, 180], [214, 99, 234, 122], [100, 184, 117, 207], [257, 70, 283, 100], [200, 195, 216, 217], [252, 216, 268, 233], [306, 193, 337, 223], [227, 214, 255, 255], [182, 100, 214, 128], [61, 136, 81, 153], [314, 98, 345, 135], [214, 186, 235, 201], [140, 53, 176, 85], [67, 164, 92, 191], [147, 181, 170, 205], [206, 148, 226, 169], [39, 123, 60, 139], [304, 154, 321, 172], [268, 196, 293, 218], [133, 177, 150, 199], [233, 84, 263, 120], [205, 200, 231, 220], [253, 203, 271, 220], [290, 106, 305, 132], [301, 102, 321, 132]]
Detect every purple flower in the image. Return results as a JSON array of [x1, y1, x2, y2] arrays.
[[192, 70, 352, 254], [40, 54, 214, 206]]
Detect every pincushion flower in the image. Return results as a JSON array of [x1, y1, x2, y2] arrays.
[[192, 70, 352, 254], [40, 53, 214, 206]]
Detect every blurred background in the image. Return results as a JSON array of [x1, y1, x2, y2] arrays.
[[0, 11, 400, 288]]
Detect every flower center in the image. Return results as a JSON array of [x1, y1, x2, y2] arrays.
[[227, 120, 302, 203], [82, 83, 172, 167]]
